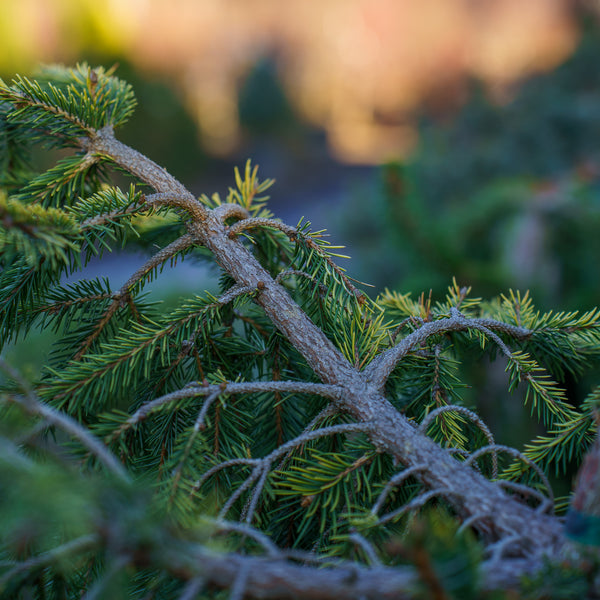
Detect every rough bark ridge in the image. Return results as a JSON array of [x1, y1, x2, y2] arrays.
[[88, 126, 569, 587]]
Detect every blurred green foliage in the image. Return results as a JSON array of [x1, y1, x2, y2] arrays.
[[343, 22, 600, 312]]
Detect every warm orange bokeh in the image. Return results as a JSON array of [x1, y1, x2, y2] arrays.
[[0, 0, 580, 162]]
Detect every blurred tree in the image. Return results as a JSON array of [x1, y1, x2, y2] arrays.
[[343, 20, 600, 311], [238, 56, 297, 138]]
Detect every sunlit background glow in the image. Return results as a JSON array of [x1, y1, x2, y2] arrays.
[[0, 0, 581, 163]]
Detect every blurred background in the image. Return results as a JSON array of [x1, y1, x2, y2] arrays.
[[3, 0, 600, 305], [3, 0, 600, 451]]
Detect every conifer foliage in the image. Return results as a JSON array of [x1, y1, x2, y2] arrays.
[[1, 64, 600, 598]]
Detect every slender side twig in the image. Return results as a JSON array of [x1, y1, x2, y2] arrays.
[[377, 489, 461, 526], [79, 200, 149, 229], [464, 444, 553, 507], [117, 379, 342, 439], [144, 192, 207, 221], [0, 436, 35, 469], [74, 233, 195, 360], [211, 520, 280, 557], [366, 309, 531, 390], [192, 458, 259, 494], [213, 203, 250, 222], [215, 422, 374, 521], [177, 577, 205, 600], [116, 233, 195, 297], [484, 534, 528, 564], [274, 404, 341, 473], [79, 555, 130, 600], [0, 534, 99, 590], [495, 480, 554, 513], [0, 359, 129, 483], [242, 466, 271, 524], [228, 217, 365, 300], [349, 531, 381, 566], [457, 512, 490, 535], [229, 563, 250, 600], [275, 269, 329, 297], [227, 217, 296, 239], [420, 405, 497, 478], [371, 464, 428, 516]]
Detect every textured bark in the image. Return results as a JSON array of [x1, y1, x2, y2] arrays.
[[88, 128, 568, 590]]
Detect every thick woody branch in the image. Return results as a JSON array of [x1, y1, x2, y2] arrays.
[[89, 131, 567, 569], [86, 127, 208, 223], [155, 540, 557, 599]]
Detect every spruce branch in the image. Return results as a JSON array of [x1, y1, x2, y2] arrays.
[[0, 358, 130, 482], [73, 232, 195, 360], [0, 534, 100, 592], [465, 444, 554, 502], [82, 121, 569, 565], [9, 66, 599, 596], [200, 422, 374, 522], [365, 308, 531, 389]]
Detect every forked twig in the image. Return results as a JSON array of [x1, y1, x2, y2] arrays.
[[371, 464, 428, 516], [420, 405, 497, 478], [464, 444, 554, 508], [195, 422, 373, 523]]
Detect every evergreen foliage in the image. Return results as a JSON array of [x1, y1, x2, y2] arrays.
[[1, 64, 600, 599]]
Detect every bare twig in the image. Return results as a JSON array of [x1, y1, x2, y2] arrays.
[[496, 480, 553, 513], [215, 422, 373, 522], [349, 531, 382, 566], [177, 577, 205, 600], [371, 464, 428, 516], [465, 444, 553, 508], [485, 534, 528, 563], [420, 405, 497, 478], [377, 489, 461, 526], [211, 520, 280, 557], [229, 562, 250, 600], [117, 379, 342, 439]]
